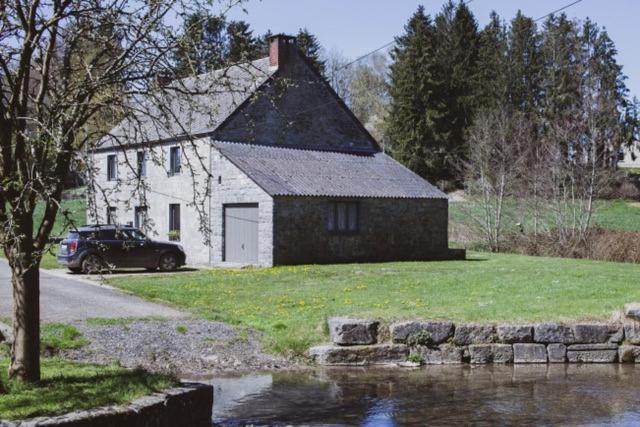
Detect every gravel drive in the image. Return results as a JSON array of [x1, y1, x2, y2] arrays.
[[63, 319, 294, 376]]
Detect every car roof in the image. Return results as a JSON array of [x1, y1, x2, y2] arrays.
[[75, 224, 137, 232]]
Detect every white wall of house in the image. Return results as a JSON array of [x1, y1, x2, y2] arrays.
[[619, 141, 640, 169], [210, 146, 274, 267], [89, 138, 212, 265]]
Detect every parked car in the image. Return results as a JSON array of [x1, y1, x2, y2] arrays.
[[57, 225, 186, 273]]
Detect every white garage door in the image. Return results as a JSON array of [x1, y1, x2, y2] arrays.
[[224, 204, 259, 263]]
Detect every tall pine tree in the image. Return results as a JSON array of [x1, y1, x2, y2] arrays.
[[475, 12, 508, 111], [227, 20, 260, 63], [387, 6, 445, 182], [296, 28, 326, 75], [507, 12, 542, 115], [433, 1, 479, 174]]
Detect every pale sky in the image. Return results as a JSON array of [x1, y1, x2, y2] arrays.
[[227, 0, 640, 99]]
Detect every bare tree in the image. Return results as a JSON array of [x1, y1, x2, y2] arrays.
[[0, 0, 252, 382], [461, 108, 531, 252]]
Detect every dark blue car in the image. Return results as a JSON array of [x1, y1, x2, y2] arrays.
[[57, 225, 186, 274]]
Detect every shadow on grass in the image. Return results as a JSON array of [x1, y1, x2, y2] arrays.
[[0, 359, 176, 420]]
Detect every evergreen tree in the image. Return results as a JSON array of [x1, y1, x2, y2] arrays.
[[433, 0, 479, 173], [539, 14, 581, 130], [227, 20, 259, 63], [296, 28, 326, 75], [387, 6, 445, 181], [507, 12, 542, 114], [475, 12, 508, 111], [174, 13, 227, 77]]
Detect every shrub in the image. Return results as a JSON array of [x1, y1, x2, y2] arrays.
[[406, 354, 423, 364]]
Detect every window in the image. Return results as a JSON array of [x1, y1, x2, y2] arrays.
[[169, 146, 181, 175], [327, 201, 359, 233], [106, 207, 117, 225], [168, 204, 180, 241], [134, 206, 148, 229], [137, 151, 147, 177], [107, 155, 117, 181]]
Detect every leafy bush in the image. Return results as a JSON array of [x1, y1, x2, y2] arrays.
[[406, 353, 423, 364]]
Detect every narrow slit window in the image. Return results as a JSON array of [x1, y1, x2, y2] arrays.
[[107, 155, 117, 181], [168, 204, 180, 241], [169, 146, 181, 175]]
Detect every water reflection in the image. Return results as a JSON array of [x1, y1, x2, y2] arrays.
[[205, 365, 640, 426]]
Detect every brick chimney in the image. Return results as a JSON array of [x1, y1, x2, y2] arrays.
[[269, 34, 297, 68]]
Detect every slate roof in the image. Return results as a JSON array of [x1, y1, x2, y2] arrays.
[[213, 141, 447, 199], [99, 57, 274, 149]]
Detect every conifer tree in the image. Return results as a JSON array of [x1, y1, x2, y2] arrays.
[[387, 6, 445, 181], [227, 20, 260, 63], [433, 1, 479, 174], [475, 12, 508, 111], [174, 13, 227, 76], [507, 12, 542, 114], [296, 28, 326, 75]]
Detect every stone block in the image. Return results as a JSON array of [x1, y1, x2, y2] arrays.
[[533, 323, 575, 344], [618, 345, 640, 363], [566, 344, 618, 363], [572, 323, 622, 344], [624, 303, 640, 320], [496, 325, 533, 343], [623, 321, 640, 344], [309, 344, 409, 366], [328, 318, 378, 346], [468, 344, 513, 364], [547, 343, 567, 363], [414, 344, 463, 364], [513, 343, 547, 363], [390, 320, 454, 345], [453, 324, 496, 346]]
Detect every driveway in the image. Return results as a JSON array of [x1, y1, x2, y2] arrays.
[[0, 260, 185, 322]]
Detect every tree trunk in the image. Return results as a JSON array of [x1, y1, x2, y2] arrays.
[[9, 265, 40, 382]]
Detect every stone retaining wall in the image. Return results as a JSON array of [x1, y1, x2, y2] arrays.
[[309, 304, 640, 366], [0, 382, 213, 427]]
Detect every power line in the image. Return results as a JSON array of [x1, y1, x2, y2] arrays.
[[535, 0, 584, 22]]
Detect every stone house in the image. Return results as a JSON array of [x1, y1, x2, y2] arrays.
[[618, 141, 640, 169], [90, 35, 460, 266]]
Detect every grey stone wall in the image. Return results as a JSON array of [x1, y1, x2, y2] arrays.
[[272, 197, 449, 265], [209, 146, 274, 266], [0, 382, 213, 427], [311, 314, 640, 366], [214, 48, 377, 152]]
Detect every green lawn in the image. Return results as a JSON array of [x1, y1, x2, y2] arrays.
[[0, 358, 176, 420], [450, 198, 640, 233], [107, 252, 640, 355]]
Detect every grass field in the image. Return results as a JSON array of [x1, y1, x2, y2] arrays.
[[449, 199, 640, 233], [0, 358, 176, 420], [107, 252, 640, 354]]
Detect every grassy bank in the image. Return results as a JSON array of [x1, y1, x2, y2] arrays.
[[107, 252, 640, 354], [0, 358, 176, 420]]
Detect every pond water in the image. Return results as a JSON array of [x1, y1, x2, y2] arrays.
[[202, 365, 640, 426]]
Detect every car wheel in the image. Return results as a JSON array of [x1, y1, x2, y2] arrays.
[[158, 253, 178, 272], [81, 254, 103, 274], [68, 267, 82, 274]]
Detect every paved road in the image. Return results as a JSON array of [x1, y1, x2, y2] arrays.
[[0, 260, 185, 322]]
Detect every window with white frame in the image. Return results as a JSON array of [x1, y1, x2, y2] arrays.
[[169, 146, 181, 175]]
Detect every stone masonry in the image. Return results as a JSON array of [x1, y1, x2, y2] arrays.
[[309, 310, 640, 366]]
